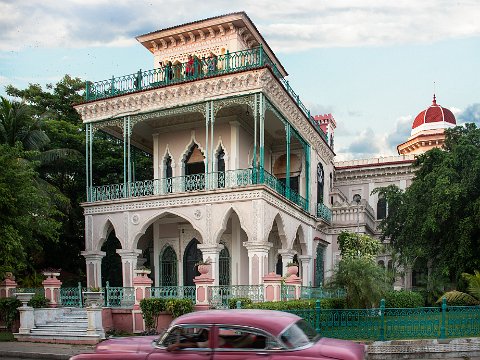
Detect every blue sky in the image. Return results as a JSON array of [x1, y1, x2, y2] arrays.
[[1, 0, 479, 160]]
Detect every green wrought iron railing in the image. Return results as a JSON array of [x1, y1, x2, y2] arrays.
[[84, 47, 328, 142], [281, 284, 295, 301], [150, 286, 196, 302], [300, 286, 346, 299], [104, 283, 135, 307], [285, 298, 480, 341], [87, 167, 309, 212], [208, 285, 264, 309], [316, 203, 332, 223], [59, 283, 84, 307]]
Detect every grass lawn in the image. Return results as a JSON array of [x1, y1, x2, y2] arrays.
[[0, 332, 15, 341]]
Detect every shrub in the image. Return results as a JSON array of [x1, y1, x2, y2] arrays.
[[244, 298, 346, 310], [28, 294, 50, 308], [228, 298, 253, 309], [437, 290, 480, 306], [0, 297, 21, 331], [166, 299, 194, 318], [384, 290, 424, 308], [139, 298, 167, 330]]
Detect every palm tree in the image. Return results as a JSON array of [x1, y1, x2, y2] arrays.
[[437, 271, 480, 305], [0, 96, 49, 150]]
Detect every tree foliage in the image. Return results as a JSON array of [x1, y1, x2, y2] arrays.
[[0, 144, 64, 275], [374, 124, 480, 282], [328, 232, 389, 308]]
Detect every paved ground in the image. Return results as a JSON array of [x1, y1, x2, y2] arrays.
[[0, 341, 94, 360], [1, 338, 480, 360]]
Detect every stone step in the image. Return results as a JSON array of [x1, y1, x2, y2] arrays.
[[38, 323, 88, 328], [30, 329, 88, 336], [15, 332, 101, 345]]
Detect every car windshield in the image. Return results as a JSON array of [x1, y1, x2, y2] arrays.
[[279, 320, 319, 349]]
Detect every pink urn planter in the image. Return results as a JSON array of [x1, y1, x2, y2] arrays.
[[197, 264, 210, 276], [286, 265, 299, 276]]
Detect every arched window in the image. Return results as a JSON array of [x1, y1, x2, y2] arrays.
[[378, 260, 385, 268], [184, 144, 205, 191], [315, 244, 325, 287], [217, 148, 225, 188], [159, 246, 177, 286], [377, 196, 387, 220], [329, 172, 333, 191], [165, 155, 173, 193], [219, 244, 230, 285], [317, 163, 324, 204]]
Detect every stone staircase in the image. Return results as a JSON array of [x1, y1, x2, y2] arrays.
[[15, 308, 103, 344]]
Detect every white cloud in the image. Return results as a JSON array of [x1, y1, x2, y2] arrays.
[[1, 0, 479, 51]]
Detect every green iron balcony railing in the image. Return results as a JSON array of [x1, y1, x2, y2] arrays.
[[316, 202, 332, 223], [87, 168, 309, 212], [84, 47, 328, 143]]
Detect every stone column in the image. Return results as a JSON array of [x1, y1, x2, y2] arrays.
[[132, 270, 152, 333], [277, 249, 295, 278], [42, 272, 62, 307], [298, 255, 312, 286], [82, 251, 105, 288], [197, 243, 223, 286], [117, 249, 142, 287], [244, 242, 271, 285], [193, 266, 214, 311], [263, 272, 282, 302]]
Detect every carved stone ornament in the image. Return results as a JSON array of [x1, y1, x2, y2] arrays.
[[131, 213, 140, 225], [194, 209, 202, 220]]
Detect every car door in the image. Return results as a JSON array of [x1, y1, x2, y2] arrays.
[[212, 325, 279, 360], [147, 324, 213, 360]]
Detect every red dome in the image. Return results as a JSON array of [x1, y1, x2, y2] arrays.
[[412, 95, 456, 130]]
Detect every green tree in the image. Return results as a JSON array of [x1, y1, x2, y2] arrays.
[[374, 124, 480, 284], [439, 270, 480, 305], [0, 144, 65, 276], [327, 232, 389, 308]]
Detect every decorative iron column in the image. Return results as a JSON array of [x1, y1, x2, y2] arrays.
[[259, 93, 265, 181], [285, 123, 291, 197], [205, 101, 213, 188], [253, 96, 258, 182], [123, 116, 132, 197], [305, 144, 311, 212], [85, 123, 92, 201]]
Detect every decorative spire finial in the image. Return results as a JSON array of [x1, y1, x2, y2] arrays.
[[433, 82, 437, 105]]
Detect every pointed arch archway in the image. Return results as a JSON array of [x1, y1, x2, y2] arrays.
[[159, 245, 178, 286], [101, 225, 122, 287], [183, 238, 203, 286], [219, 241, 231, 286]]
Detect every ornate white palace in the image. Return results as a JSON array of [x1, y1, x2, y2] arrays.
[[74, 12, 456, 291]]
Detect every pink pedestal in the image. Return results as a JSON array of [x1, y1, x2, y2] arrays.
[[263, 272, 282, 302], [42, 273, 62, 307], [0, 278, 17, 298], [285, 274, 302, 300], [132, 272, 152, 333], [194, 271, 214, 310]]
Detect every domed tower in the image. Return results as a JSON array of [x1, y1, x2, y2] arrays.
[[397, 95, 456, 155]]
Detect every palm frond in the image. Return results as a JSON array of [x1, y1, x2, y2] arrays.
[[462, 270, 480, 300], [437, 290, 479, 305], [23, 129, 50, 150], [33, 148, 82, 165]]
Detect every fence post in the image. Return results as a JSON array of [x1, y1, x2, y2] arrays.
[[105, 281, 110, 307], [259, 44, 263, 65], [85, 81, 90, 101], [440, 297, 446, 339], [110, 76, 115, 96], [379, 299, 385, 341], [315, 299, 321, 334], [78, 282, 83, 307]]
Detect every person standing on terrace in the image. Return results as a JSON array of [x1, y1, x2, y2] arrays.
[[185, 54, 195, 78], [207, 52, 217, 74]]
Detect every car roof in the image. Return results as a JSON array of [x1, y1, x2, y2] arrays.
[[171, 309, 300, 336]]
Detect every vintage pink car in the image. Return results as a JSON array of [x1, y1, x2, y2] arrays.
[[71, 309, 365, 360]]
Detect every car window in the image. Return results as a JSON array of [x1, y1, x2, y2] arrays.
[[217, 326, 279, 350], [280, 320, 318, 349], [160, 325, 211, 349]]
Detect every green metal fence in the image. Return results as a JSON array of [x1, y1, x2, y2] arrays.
[[285, 298, 480, 341], [208, 285, 264, 309], [150, 286, 196, 302]]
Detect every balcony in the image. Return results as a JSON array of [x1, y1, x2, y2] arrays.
[[87, 168, 309, 212], [84, 47, 327, 142], [316, 203, 332, 223]]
